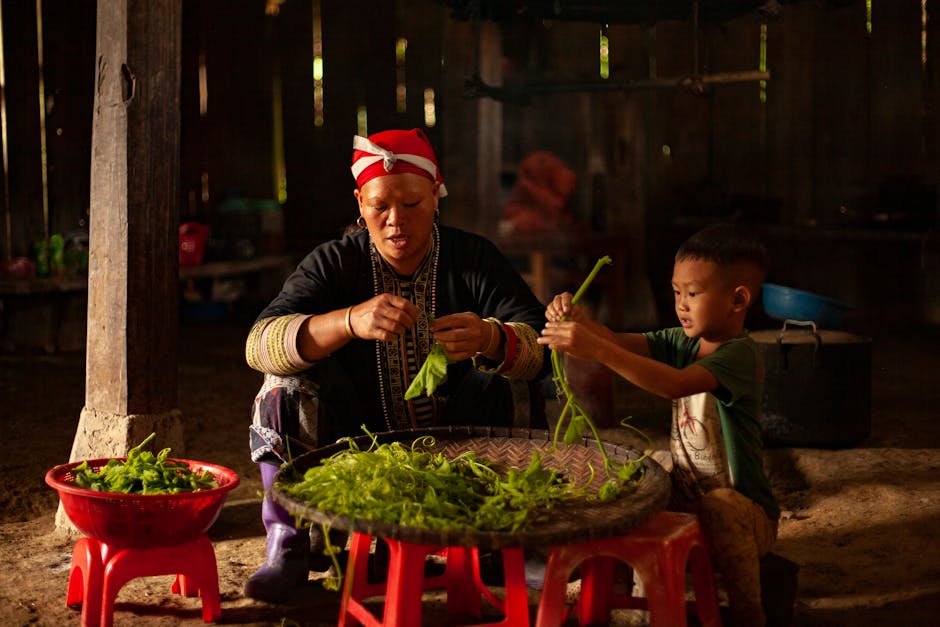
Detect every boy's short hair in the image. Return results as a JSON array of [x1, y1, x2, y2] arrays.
[[675, 222, 769, 292]]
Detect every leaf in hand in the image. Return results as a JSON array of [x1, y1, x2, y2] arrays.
[[405, 343, 455, 400]]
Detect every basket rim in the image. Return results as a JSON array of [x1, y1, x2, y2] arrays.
[[272, 425, 670, 549], [45, 457, 240, 501]]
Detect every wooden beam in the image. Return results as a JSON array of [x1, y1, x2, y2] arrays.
[[68, 0, 184, 463]]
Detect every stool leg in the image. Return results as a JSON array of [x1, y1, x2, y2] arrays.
[[339, 532, 377, 627], [168, 537, 222, 622], [66, 537, 104, 627], [496, 547, 530, 627], [160, 537, 223, 624], [464, 547, 531, 627], [100, 547, 135, 627], [100, 536, 222, 627], [340, 534, 440, 627], [382, 538, 436, 627], [688, 543, 721, 627], [441, 547, 481, 618], [189, 535, 222, 623], [535, 545, 586, 627], [577, 555, 617, 626], [642, 544, 688, 627]]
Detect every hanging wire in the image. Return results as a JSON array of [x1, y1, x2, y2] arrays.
[[921, 0, 927, 68], [759, 22, 768, 103], [599, 23, 610, 79], [0, 2, 10, 259], [396, 38, 407, 113], [356, 105, 368, 137], [272, 70, 286, 203], [198, 49, 209, 205], [36, 0, 49, 240], [312, 0, 324, 127], [423, 87, 436, 127]]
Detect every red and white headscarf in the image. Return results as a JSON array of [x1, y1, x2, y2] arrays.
[[351, 128, 447, 198]]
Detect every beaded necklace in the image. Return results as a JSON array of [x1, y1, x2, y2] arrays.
[[370, 223, 440, 430]]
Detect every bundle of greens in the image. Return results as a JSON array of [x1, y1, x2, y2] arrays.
[[280, 429, 583, 590], [70, 432, 219, 494], [279, 421, 648, 589], [548, 255, 650, 501], [279, 430, 575, 535]]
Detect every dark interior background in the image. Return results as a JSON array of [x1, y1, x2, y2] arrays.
[[0, 0, 936, 349]]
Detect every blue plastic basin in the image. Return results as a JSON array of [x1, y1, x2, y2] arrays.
[[761, 283, 852, 329]]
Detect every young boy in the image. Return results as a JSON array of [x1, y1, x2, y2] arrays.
[[538, 222, 780, 627]]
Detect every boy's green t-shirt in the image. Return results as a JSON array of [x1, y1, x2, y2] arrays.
[[643, 327, 780, 521]]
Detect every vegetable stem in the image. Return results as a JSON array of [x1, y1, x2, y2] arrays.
[[568, 255, 613, 313], [549, 255, 626, 478]]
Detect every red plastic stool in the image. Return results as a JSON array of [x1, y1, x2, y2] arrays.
[[535, 511, 722, 627], [65, 534, 222, 627], [339, 531, 530, 627]]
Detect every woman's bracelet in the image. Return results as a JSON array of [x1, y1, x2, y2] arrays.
[[476, 318, 499, 356], [344, 306, 358, 339]]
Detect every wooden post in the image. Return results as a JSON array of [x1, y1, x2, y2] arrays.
[[474, 21, 502, 239], [438, 16, 503, 238], [67, 0, 184, 466]]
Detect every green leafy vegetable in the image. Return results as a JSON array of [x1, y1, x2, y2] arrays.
[[550, 256, 613, 452], [278, 425, 647, 588], [279, 428, 575, 535], [404, 343, 455, 400], [280, 427, 579, 587], [549, 255, 651, 500], [70, 432, 218, 494]]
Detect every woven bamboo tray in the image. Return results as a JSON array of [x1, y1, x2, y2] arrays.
[[272, 425, 670, 549]]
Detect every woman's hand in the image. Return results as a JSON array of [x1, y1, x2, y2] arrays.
[[431, 312, 499, 362], [348, 293, 419, 341]]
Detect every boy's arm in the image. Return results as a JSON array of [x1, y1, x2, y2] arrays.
[[601, 340, 718, 400], [538, 322, 717, 400], [613, 332, 651, 355]]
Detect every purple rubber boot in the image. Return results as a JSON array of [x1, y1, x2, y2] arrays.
[[243, 463, 309, 603]]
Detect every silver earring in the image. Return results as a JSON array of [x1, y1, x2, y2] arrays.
[[434, 209, 440, 222], [357, 216, 366, 228]]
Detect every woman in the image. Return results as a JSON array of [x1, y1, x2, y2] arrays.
[[244, 128, 550, 602]]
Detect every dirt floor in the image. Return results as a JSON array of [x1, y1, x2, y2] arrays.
[[0, 318, 938, 626]]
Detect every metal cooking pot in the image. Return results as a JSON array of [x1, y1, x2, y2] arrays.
[[751, 320, 871, 448]]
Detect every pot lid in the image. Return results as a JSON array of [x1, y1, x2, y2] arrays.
[[750, 328, 870, 345]]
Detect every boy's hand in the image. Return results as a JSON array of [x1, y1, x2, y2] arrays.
[[545, 292, 589, 322], [538, 320, 601, 361]]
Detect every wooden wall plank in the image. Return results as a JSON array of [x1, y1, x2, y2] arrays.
[[870, 0, 924, 178], [811, 3, 870, 226], [927, 0, 940, 181], [710, 16, 766, 200], [41, 0, 96, 238], [766, 2, 815, 226], [2, 0, 45, 257]]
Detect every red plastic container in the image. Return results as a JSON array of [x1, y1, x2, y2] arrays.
[[179, 222, 210, 267], [45, 458, 239, 549]]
